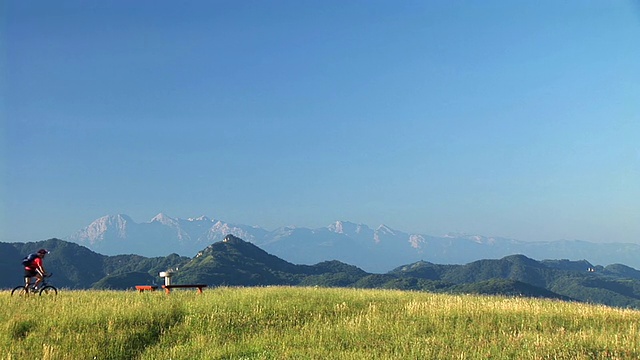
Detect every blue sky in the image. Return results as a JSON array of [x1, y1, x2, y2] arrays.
[[2, 1, 639, 244]]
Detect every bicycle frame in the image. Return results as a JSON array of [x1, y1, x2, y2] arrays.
[[12, 274, 57, 297]]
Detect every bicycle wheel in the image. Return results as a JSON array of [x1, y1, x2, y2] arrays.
[[39, 285, 57, 297], [11, 286, 29, 297]]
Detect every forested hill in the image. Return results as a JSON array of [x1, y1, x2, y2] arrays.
[[3, 238, 188, 289], [5, 236, 640, 309]]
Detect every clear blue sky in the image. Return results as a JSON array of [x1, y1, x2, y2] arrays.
[[2, 1, 639, 243]]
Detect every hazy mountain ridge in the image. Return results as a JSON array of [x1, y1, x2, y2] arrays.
[[65, 213, 640, 273], [6, 237, 640, 309]]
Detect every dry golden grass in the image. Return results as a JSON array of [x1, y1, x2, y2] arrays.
[[2, 287, 639, 359]]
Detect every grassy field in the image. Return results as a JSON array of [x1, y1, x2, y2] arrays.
[[2, 287, 640, 359]]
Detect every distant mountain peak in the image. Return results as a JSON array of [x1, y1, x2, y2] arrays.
[[408, 234, 426, 249], [151, 213, 175, 224], [64, 212, 640, 274], [67, 213, 133, 245], [376, 224, 396, 235], [100, 213, 133, 223], [329, 220, 354, 234], [444, 233, 499, 245], [372, 224, 399, 244], [329, 220, 345, 233], [328, 220, 371, 235], [189, 215, 212, 222], [444, 232, 468, 238]]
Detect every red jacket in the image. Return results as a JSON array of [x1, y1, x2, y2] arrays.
[[26, 257, 43, 271]]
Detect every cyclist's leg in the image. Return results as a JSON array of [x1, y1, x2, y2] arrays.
[[24, 269, 36, 288], [34, 274, 43, 289]]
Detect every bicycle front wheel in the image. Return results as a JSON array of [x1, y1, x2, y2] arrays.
[[11, 286, 28, 297], [39, 285, 57, 296]]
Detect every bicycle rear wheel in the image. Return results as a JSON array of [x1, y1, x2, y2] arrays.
[[11, 286, 28, 297], [39, 285, 57, 296]]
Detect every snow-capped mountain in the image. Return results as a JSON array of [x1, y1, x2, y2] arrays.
[[67, 213, 640, 273], [70, 214, 132, 245], [67, 213, 266, 257]]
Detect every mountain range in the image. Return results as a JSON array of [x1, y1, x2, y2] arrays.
[[66, 213, 640, 273], [5, 236, 640, 309]]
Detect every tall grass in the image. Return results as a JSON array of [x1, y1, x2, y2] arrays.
[[2, 287, 639, 359]]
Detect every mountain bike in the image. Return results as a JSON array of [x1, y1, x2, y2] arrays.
[[11, 273, 58, 297]]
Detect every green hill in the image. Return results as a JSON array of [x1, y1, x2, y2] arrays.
[[4, 236, 640, 309], [3, 239, 188, 289]]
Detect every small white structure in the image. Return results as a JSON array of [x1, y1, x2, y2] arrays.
[[159, 270, 175, 286]]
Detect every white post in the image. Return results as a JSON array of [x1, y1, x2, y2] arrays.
[[159, 270, 175, 286]]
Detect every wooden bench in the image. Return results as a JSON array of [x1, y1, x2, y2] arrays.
[[162, 284, 207, 294], [135, 285, 158, 292]]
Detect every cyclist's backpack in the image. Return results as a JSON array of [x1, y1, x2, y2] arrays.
[[21, 253, 38, 267]]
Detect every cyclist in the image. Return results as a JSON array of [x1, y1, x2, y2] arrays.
[[24, 248, 49, 290]]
